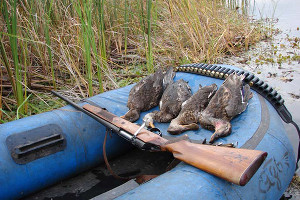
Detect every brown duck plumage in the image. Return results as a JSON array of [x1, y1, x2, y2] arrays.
[[122, 68, 174, 122], [145, 79, 192, 125], [199, 73, 253, 143], [167, 83, 218, 134]]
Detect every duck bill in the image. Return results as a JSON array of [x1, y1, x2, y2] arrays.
[[209, 132, 218, 144], [149, 121, 155, 129], [120, 110, 130, 119]]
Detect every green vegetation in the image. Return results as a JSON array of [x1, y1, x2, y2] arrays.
[[2, 0, 24, 115], [252, 35, 300, 66], [0, 0, 265, 122]]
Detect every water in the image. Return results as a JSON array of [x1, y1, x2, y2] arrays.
[[222, 2, 300, 196], [222, 0, 300, 160]]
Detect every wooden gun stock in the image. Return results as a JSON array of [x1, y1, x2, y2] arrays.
[[83, 104, 267, 186], [162, 140, 267, 186]]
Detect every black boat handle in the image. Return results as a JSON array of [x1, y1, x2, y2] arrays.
[[13, 134, 64, 159]]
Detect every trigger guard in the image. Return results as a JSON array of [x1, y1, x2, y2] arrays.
[[148, 127, 162, 137]]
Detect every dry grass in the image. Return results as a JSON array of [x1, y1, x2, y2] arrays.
[[0, 0, 266, 122]]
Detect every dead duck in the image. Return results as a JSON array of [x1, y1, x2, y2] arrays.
[[144, 79, 192, 126], [167, 83, 218, 134], [199, 73, 253, 143], [122, 68, 175, 122]]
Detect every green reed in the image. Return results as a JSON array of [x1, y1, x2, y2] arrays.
[[137, 0, 146, 45], [124, 0, 129, 55], [94, 0, 107, 93], [20, 40, 29, 113], [74, 0, 94, 96], [146, 0, 154, 73], [16, 94, 32, 120], [2, 0, 24, 114], [0, 34, 16, 97], [44, 0, 56, 90]]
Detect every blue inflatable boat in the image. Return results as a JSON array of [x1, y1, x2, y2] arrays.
[[0, 64, 297, 200]]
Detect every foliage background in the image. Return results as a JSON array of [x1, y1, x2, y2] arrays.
[[0, 0, 264, 122]]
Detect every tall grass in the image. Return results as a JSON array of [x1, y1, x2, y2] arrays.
[[0, 0, 264, 121], [95, 0, 107, 93], [44, 0, 57, 90], [137, 0, 146, 65], [146, 0, 154, 73], [2, 0, 24, 114], [124, 0, 129, 55], [0, 34, 16, 97], [20, 40, 28, 113], [74, 0, 94, 96]]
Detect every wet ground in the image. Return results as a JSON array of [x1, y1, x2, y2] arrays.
[[219, 0, 300, 198]]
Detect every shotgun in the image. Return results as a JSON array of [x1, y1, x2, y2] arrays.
[[52, 91, 267, 186]]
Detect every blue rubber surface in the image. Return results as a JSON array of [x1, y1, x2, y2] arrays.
[[0, 65, 296, 200]]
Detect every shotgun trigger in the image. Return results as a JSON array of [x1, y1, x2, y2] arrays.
[[131, 118, 162, 145], [148, 127, 162, 137]]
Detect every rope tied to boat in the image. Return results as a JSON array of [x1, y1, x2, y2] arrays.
[[102, 129, 130, 181], [102, 128, 187, 184], [102, 128, 163, 184]]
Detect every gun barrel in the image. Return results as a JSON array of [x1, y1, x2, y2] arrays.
[[51, 91, 150, 149], [51, 91, 120, 133]]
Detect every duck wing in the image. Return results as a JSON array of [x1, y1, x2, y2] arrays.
[[220, 73, 252, 119], [167, 84, 217, 134], [203, 85, 232, 120], [225, 83, 253, 118], [163, 67, 176, 90], [127, 69, 164, 111], [155, 79, 192, 122]]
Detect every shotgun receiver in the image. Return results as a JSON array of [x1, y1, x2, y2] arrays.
[[52, 91, 267, 186]]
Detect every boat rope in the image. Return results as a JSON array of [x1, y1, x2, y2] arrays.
[[102, 129, 137, 181], [102, 129, 159, 183], [175, 63, 300, 168], [103, 129, 131, 181]]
